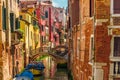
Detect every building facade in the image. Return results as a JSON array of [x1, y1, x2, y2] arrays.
[[0, 0, 25, 79], [68, 0, 120, 80], [19, 0, 41, 64]]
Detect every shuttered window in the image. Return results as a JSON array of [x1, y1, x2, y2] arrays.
[[2, 7, 6, 30], [90, 0, 94, 17], [113, 0, 120, 14], [45, 11, 48, 18], [10, 13, 15, 32], [19, 15, 22, 20], [16, 18, 20, 29], [114, 37, 120, 57], [33, 20, 36, 25]]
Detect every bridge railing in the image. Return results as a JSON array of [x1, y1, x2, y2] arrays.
[[29, 47, 50, 56], [30, 46, 68, 62]]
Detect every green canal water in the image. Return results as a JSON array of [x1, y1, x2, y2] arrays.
[[34, 69, 68, 80], [34, 75, 44, 80]]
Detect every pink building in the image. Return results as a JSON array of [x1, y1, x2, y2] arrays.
[[36, 0, 66, 48]]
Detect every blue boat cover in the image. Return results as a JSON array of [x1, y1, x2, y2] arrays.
[[25, 62, 45, 70], [13, 76, 31, 80], [14, 70, 34, 80]]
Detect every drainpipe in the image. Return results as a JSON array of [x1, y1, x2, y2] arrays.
[[6, 0, 11, 47], [28, 23, 30, 64], [93, 0, 96, 80], [6, 0, 11, 78], [49, 7, 51, 50]]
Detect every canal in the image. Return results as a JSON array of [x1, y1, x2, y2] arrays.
[[34, 68, 68, 80], [34, 69, 68, 80], [34, 56, 68, 80]]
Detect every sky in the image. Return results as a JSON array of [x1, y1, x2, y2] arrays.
[[52, 0, 68, 9]]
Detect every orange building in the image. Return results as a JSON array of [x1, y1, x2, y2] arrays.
[[68, 0, 120, 80]]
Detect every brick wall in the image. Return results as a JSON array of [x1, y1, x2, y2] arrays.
[[68, 0, 112, 80]]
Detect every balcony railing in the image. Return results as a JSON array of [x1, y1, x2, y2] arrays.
[[30, 46, 68, 63], [114, 62, 120, 75], [110, 62, 120, 79], [30, 47, 50, 56], [111, 16, 120, 26]]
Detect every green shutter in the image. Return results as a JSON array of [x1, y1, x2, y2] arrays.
[[4, 8, 6, 30], [2, 7, 6, 30], [10, 13, 14, 32], [33, 20, 36, 25], [16, 18, 20, 29]]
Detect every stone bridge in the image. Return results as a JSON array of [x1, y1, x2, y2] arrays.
[[30, 46, 68, 63]]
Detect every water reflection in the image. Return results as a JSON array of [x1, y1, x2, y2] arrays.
[[34, 56, 56, 80]]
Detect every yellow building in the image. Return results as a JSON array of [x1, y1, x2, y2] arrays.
[[19, 11, 32, 66], [0, 0, 40, 79], [19, 5, 40, 63]]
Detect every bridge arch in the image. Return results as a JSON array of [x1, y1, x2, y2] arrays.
[[30, 45, 68, 63]]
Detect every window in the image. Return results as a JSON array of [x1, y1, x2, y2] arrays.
[[113, 0, 120, 14], [34, 11, 36, 16], [33, 20, 36, 25], [60, 10, 63, 13], [111, 0, 120, 25], [41, 36, 45, 43], [89, 35, 94, 64], [110, 36, 120, 79], [90, 0, 94, 17], [10, 13, 15, 32], [19, 15, 22, 20], [45, 11, 48, 18], [113, 37, 120, 57], [2, 5, 6, 30], [15, 18, 20, 29]]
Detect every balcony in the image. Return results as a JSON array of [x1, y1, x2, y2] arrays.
[[114, 62, 120, 74], [110, 15, 120, 25], [11, 29, 24, 45], [30, 47, 50, 57], [110, 62, 120, 79]]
